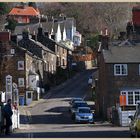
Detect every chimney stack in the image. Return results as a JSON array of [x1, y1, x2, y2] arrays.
[[11, 34, 18, 45], [44, 31, 49, 37], [51, 34, 55, 40], [22, 28, 30, 40], [32, 31, 37, 41], [126, 21, 134, 39], [38, 24, 43, 35], [99, 28, 109, 50]]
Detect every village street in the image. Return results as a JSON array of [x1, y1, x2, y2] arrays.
[[2, 69, 130, 138]]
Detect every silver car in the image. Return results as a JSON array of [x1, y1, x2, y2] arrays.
[[75, 107, 94, 123], [70, 101, 88, 115], [69, 97, 83, 106]]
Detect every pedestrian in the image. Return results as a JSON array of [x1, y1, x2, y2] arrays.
[[3, 99, 13, 135]]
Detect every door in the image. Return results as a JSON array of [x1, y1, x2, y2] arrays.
[[26, 91, 33, 105]]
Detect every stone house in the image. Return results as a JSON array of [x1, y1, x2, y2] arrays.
[[18, 30, 56, 91], [37, 26, 68, 69], [0, 31, 43, 105]]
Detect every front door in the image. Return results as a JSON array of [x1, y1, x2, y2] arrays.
[[26, 91, 33, 105]]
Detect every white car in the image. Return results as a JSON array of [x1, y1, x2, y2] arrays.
[[75, 107, 94, 123]]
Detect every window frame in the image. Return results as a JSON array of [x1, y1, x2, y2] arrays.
[[114, 64, 128, 76], [18, 78, 25, 87], [121, 90, 140, 105]]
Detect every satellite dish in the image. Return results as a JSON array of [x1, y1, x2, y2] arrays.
[[13, 82, 17, 89]]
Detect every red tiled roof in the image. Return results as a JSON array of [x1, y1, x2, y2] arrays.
[[8, 7, 40, 16]]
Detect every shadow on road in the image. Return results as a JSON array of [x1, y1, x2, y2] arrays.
[[27, 113, 74, 124], [0, 130, 130, 138]]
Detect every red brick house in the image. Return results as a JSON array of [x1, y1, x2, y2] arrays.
[[97, 33, 140, 120]]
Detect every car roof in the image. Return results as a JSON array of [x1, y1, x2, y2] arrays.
[[72, 97, 83, 100], [74, 101, 87, 103]]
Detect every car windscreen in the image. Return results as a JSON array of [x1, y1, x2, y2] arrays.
[[73, 103, 88, 108], [79, 108, 91, 113]]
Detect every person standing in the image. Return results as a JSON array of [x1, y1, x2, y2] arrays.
[[3, 99, 13, 135]]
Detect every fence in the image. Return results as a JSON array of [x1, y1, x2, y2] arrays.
[[118, 107, 135, 126], [12, 109, 20, 130]]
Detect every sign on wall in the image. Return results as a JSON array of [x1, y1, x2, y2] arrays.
[[120, 95, 126, 106], [6, 75, 12, 101]]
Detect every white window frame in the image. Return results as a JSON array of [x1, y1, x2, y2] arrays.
[[121, 90, 140, 105], [18, 78, 25, 87], [11, 49, 15, 55], [114, 64, 128, 76]]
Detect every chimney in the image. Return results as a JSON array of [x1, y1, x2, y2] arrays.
[[99, 28, 109, 50], [11, 34, 18, 44], [51, 34, 55, 40], [0, 31, 11, 42], [38, 24, 43, 35], [118, 32, 126, 40], [126, 21, 134, 39], [32, 31, 37, 41], [44, 31, 49, 37], [22, 28, 30, 40]]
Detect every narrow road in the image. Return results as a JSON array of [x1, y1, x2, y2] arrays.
[[2, 69, 130, 138]]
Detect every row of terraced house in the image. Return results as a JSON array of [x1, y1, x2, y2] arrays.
[[0, 4, 82, 106]]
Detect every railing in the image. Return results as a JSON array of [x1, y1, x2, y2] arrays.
[[12, 109, 20, 130]]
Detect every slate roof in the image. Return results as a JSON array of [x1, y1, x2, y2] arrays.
[[103, 42, 140, 63], [14, 23, 40, 34], [18, 38, 43, 59], [14, 17, 75, 35]]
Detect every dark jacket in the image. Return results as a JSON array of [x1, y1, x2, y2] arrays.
[[3, 104, 13, 126]]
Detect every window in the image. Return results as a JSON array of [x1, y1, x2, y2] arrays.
[[11, 49, 15, 54], [135, 91, 140, 104], [128, 92, 133, 105], [121, 90, 140, 105], [27, 92, 31, 98], [18, 78, 24, 87], [114, 64, 127, 76], [18, 61, 24, 70]]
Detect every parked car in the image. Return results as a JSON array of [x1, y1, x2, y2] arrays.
[[75, 107, 94, 123], [70, 101, 88, 119], [69, 97, 83, 106], [128, 103, 140, 137]]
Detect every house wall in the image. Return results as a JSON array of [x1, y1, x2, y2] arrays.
[[0, 43, 26, 100], [98, 51, 140, 119], [97, 52, 108, 118]]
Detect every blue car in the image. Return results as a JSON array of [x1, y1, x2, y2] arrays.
[[75, 107, 94, 123]]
